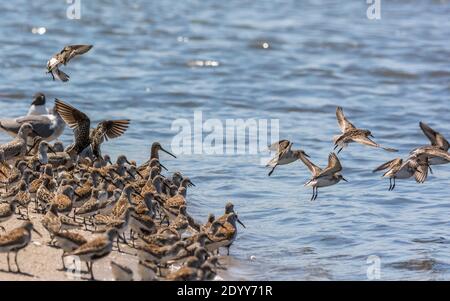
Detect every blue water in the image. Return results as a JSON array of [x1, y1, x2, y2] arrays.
[[1, 0, 450, 280]]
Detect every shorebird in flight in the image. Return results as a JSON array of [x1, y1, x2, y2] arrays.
[[54, 99, 130, 158], [333, 107, 397, 153], [47, 45, 93, 82], [266, 140, 309, 176], [299, 152, 347, 201], [372, 156, 429, 190]]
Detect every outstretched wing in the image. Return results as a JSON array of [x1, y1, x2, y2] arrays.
[[62, 45, 93, 64], [298, 153, 322, 177], [372, 158, 402, 173], [97, 120, 130, 140], [352, 136, 398, 152], [316, 152, 342, 178], [268, 140, 291, 152], [419, 121, 450, 151], [54, 99, 90, 130], [336, 107, 356, 133]]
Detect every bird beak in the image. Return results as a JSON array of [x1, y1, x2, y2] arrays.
[[32, 227, 42, 237], [32, 129, 40, 136], [370, 134, 375, 138], [136, 170, 144, 179], [159, 162, 168, 171], [188, 180, 196, 187], [237, 217, 246, 228], [303, 153, 310, 158], [126, 170, 135, 179], [342, 177, 348, 182], [161, 147, 177, 158], [126, 159, 132, 165], [0, 169, 6, 177], [48, 146, 57, 155], [163, 182, 171, 189], [74, 191, 82, 198]]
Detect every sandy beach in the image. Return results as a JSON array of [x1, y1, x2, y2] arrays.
[[0, 207, 237, 281]]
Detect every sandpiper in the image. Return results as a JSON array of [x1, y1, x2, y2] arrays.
[[0, 200, 20, 231], [90, 120, 130, 159], [266, 140, 309, 176], [137, 241, 188, 265], [0, 123, 36, 162], [0, 221, 41, 273], [300, 152, 348, 200], [53, 230, 87, 270], [373, 157, 427, 190], [110, 261, 133, 281], [47, 45, 93, 82], [165, 257, 202, 281], [55, 99, 130, 158], [209, 213, 245, 255], [67, 228, 118, 280], [333, 107, 397, 153]]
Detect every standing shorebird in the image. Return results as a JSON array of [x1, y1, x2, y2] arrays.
[[54, 99, 130, 158], [0, 123, 36, 163], [47, 45, 93, 82], [333, 107, 397, 153], [53, 230, 87, 270], [66, 228, 118, 280], [0, 221, 41, 273], [266, 140, 309, 176], [299, 152, 347, 200]]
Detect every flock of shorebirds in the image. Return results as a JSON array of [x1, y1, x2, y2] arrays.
[[266, 107, 450, 200], [0, 45, 245, 280]]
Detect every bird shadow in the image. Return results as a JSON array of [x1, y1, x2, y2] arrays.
[[0, 268, 36, 278]]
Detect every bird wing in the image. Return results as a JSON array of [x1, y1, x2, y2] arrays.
[[97, 120, 130, 140], [54, 99, 90, 130], [316, 152, 342, 178], [352, 136, 398, 152], [62, 45, 93, 64], [268, 139, 291, 152], [372, 158, 402, 173], [414, 162, 429, 183], [298, 153, 322, 177], [336, 107, 356, 133], [419, 121, 450, 151]]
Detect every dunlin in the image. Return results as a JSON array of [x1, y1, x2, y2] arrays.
[[0, 221, 41, 273], [266, 140, 309, 176], [47, 45, 93, 82], [67, 228, 118, 280], [333, 107, 397, 153], [300, 152, 347, 200], [53, 230, 87, 270]]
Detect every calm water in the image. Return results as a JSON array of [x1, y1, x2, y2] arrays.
[[1, 0, 450, 280]]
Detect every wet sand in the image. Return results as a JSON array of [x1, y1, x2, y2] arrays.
[[0, 210, 234, 281]]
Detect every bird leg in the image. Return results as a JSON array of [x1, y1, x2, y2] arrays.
[[268, 164, 278, 177], [14, 251, 21, 273], [6, 252, 11, 272], [392, 178, 396, 191], [388, 178, 393, 191]]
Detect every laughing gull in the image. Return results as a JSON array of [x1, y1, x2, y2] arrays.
[[0, 104, 66, 143], [27, 92, 49, 116]]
